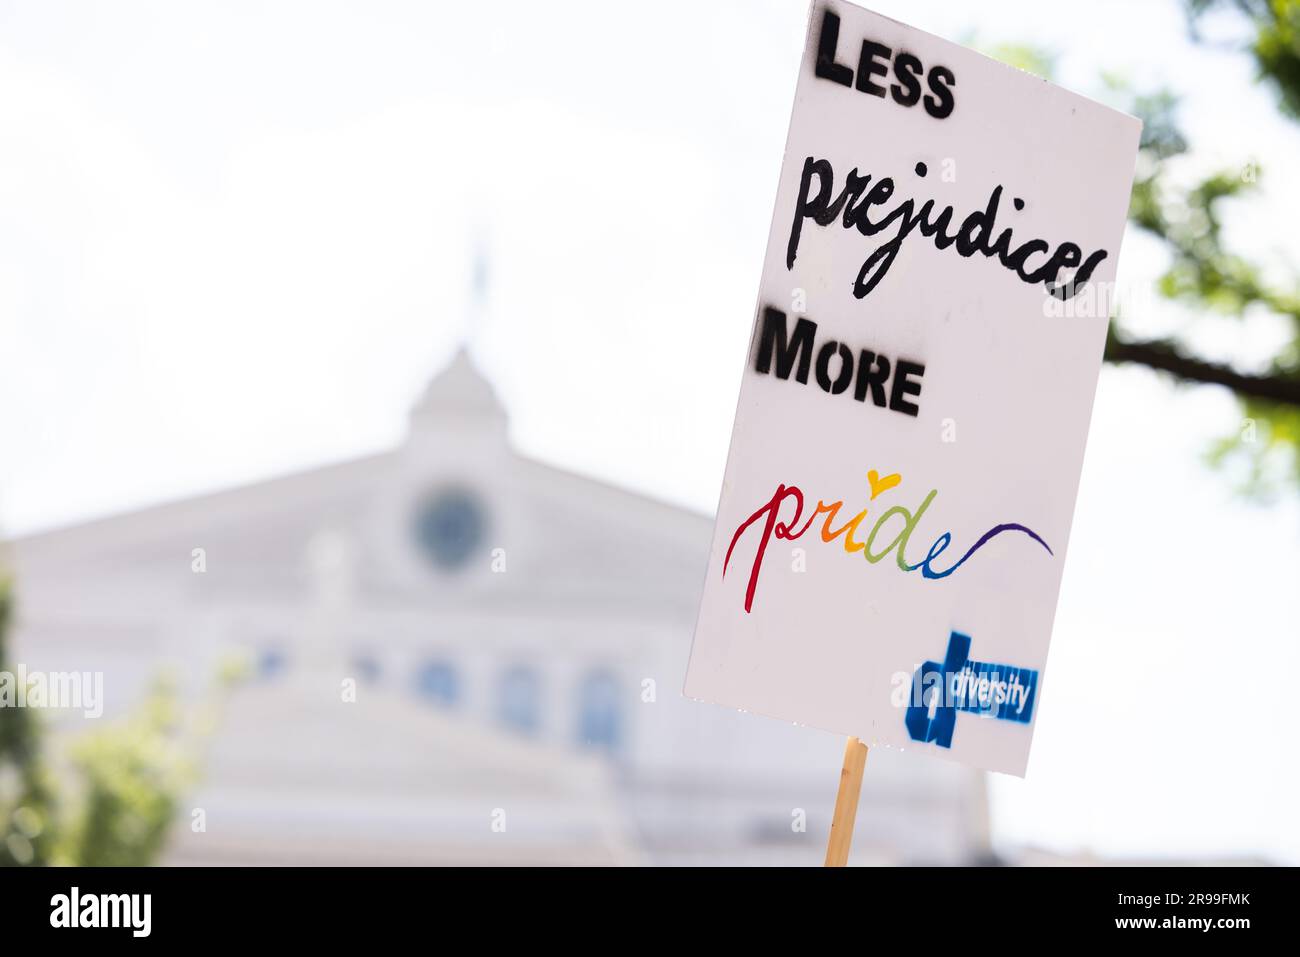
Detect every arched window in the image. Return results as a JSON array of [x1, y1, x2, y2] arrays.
[[412, 488, 487, 571], [415, 660, 459, 708], [578, 670, 622, 754], [497, 666, 541, 735]]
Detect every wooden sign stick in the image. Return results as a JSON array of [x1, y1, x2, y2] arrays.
[[823, 736, 869, 867]]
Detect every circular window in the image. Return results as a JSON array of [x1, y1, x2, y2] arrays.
[[412, 488, 486, 571]]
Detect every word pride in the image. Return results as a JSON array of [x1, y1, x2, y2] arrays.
[[724, 471, 1051, 613], [904, 630, 1039, 748]]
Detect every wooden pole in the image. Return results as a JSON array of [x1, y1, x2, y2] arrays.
[[824, 736, 868, 867]]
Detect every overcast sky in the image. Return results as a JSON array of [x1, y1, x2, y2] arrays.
[[2, 0, 1298, 863]]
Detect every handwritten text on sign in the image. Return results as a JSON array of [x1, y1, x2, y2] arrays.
[[685, 2, 1141, 776]]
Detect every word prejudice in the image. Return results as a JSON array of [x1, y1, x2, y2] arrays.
[[724, 472, 1052, 613], [755, 307, 924, 416], [787, 155, 1109, 302]]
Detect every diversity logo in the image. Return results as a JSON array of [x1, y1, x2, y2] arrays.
[[904, 630, 1039, 748]]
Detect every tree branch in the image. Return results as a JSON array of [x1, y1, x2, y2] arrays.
[[1105, 332, 1300, 408]]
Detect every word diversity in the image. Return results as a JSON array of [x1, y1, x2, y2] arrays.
[[903, 630, 1039, 749]]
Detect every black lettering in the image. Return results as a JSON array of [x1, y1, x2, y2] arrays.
[[788, 156, 1110, 302], [787, 158, 834, 269], [845, 175, 894, 234], [987, 226, 1014, 261], [1005, 238, 1051, 280], [924, 65, 956, 119], [814, 10, 853, 87], [889, 360, 925, 417], [916, 199, 958, 249], [890, 52, 923, 107], [955, 186, 1002, 257], [854, 350, 891, 407], [1051, 248, 1108, 300], [840, 169, 875, 230], [1027, 241, 1080, 284], [755, 307, 816, 384], [816, 341, 854, 394], [855, 40, 891, 97]]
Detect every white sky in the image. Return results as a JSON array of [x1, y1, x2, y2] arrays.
[[1, 0, 1298, 863]]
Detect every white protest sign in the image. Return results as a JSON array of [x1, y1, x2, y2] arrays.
[[685, 1, 1141, 776]]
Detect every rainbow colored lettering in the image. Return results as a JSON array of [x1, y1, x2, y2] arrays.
[[723, 471, 1052, 613]]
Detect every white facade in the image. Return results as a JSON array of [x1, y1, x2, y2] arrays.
[[6, 349, 990, 865]]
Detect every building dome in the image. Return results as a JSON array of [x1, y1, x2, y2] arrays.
[[409, 346, 506, 427]]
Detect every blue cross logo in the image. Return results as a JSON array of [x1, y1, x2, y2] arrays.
[[904, 631, 1039, 748]]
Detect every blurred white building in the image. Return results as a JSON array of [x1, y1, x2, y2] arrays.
[[7, 348, 990, 865]]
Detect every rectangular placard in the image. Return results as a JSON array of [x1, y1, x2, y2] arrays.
[[684, 0, 1141, 776]]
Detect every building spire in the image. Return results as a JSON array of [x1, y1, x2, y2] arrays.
[[466, 239, 490, 347], [407, 240, 506, 433]]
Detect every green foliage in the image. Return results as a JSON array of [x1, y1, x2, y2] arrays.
[[1207, 400, 1300, 496], [982, 4, 1300, 497], [1127, 90, 1189, 161], [1, 574, 197, 866], [1122, 1, 1300, 497], [977, 39, 1058, 80], [1191, 0, 1300, 118], [0, 573, 60, 866], [61, 677, 193, 867]]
